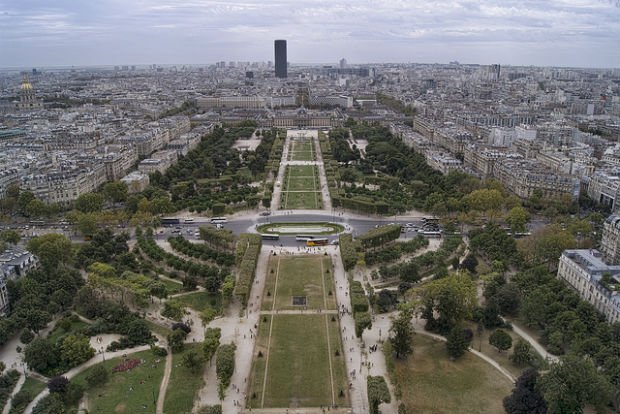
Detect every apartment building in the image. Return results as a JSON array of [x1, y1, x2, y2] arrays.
[[557, 250, 620, 323]]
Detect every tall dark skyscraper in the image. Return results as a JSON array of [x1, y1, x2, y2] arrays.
[[274, 39, 287, 78]]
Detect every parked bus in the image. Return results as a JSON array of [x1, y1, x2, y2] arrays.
[[161, 217, 180, 226], [421, 231, 442, 238], [184, 217, 195, 223], [306, 238, 328, 246], [296, 235, 315, 242], [260, 234, 280, 241], [421, 217, 440, 224], [210, 217, 228, 224]]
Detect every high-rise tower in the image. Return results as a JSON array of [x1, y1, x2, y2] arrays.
[[274, 39, 287, 78]]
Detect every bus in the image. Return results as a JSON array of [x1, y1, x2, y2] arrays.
[[421, 217, 440, 224], [210, 217, 228, 224], [161, 217, 180, 226], [306, 238, 328, 246], [260, 234, 280, 241], [296, 235, 315, 242], [184, 217, 195, 223]]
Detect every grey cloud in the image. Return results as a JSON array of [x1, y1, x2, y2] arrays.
[[0, 0, 617, 67]]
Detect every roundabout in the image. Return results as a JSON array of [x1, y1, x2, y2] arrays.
[[255, 221, 345, 235]]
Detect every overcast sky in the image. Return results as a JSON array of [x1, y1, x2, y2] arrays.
[[0, 0, 618, 68]]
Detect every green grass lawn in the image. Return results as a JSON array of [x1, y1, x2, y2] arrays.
[[8, 377, 47, 414], [262, 256, 336, 311], [71, 350, 165, 414], [287, 164, 317, 177], [282, 191, 321, 209], [145, 320, 173, 339], [255, 222, 344, 235], [47, 319, 90, 345], [392, 335, 513, 414], [163, 344, 205, 414], [464, 322, 537, 378], [248, 314, 349, 409], [288, 140, 315, 161], [174, 291, 222, 313], [158, 277, 184, 295], [285, 176, 317, 191]]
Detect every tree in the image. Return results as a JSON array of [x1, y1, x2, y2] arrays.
[[60, 334, 95, 368], [74, 193, 104, 213], [460, 254, 478, 273], [103, 181, 128, 203], [25, 199, 48, 218], [27, 234, 73, 269], [85, 364, 109, 387], [420, 273, 477, 334], [198, 405, 222, 414], [0, 230, 21, 244], [23, 308, 51, 333], [446, 325, 470, 359], [167, 328, 187, 353], [489, 329, 512, 352], [389, 308, 414, 359], [510, 339, 535, 367], [182, 349, 205, 373], [506, 206, 530, 234], [48, 376, 69, 394], [203, 328, 221, 363], [216, 344, 236, 390], [503, 368, 547, 414], [200, 308, 218, 327], [539, 355, 613, 414], [0, 361, 5, 374], [367, 376, 391, 414], [76, 212, 98, 237], [25, 337, 60, 374], [162, 300, 185, 321]]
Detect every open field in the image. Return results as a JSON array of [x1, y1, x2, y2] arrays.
[[174, 291, 222, 313], [261, 256, 336, 311], [71, 350, 165, 414], [163, 344, 205, 414], [281, 165, 321, 209], [288, 139, 315, 161], [247, 314, 349, 409], [392, 335, 513, 414]]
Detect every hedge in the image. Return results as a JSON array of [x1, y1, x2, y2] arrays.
[[357, 224, 402, 249], [339, 233, 359, 271], [168, 235, 235, 267], [233, 234, 262, 304], [365, 235, 429, 266], [350, 281, 369, 313]]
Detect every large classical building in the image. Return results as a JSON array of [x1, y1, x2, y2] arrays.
[[557, 249, 620, 323], [0, 247, 37, 316]]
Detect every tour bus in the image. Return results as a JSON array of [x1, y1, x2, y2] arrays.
[[260, 234, 280, 241], [210, 217, 228, 224], [296, 235, 315, 242], [161, 217, 180, 226], [421, 217, 440, 224], [306, 238, 328, 246], [184, 217, 195, 223], [421, 231, 442, 238]]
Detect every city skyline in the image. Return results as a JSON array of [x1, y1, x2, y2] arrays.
[[0, 0, 619, 68]]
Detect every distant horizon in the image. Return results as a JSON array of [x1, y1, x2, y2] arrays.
[[1, 60, 618, 72], [1, 0, 618, 69]]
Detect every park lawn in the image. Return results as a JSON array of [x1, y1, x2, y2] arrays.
[[174, 291, 222, 313], [248, 315, 346, 409], [262, 256, 336, 311], [290, 151, 315, 161], [282, 191, 321, 210], [71, 350, 165, 414], [464, 322, 538, 378], [163, 344, 205, 414], [158, 277, 184, 295], [145, 320, 173, 339], [287, 164, 316, 178], [47, 319, 90, 345], [326, 314, 350, 406], [255, 222, 344, 235], [393, 335, 513, 414], [7, 377, 47, 414], [286, 176, 317, 191]]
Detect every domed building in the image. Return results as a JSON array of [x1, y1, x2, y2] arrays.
[[15, 74, 42, 110]]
